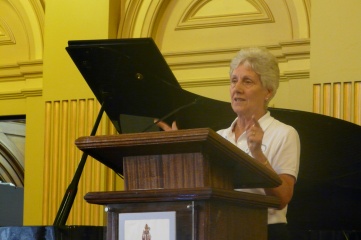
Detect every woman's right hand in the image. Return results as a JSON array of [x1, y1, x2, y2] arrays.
[[155, 119, 178, 131]]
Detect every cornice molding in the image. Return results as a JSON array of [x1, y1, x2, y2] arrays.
[[180, 77, 230, 88], [0, 59, 43, 81], [164, 39, 310, 70], [0, 88, 42, 100], [0, 60, 43, 99], [283, 70, 310, 80], [179, 69, 310, 89]]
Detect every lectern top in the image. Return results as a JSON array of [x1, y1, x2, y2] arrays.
[[75, 128, 281, 189]]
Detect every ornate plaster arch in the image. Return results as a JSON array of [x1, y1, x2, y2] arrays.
[[176, 0, 274, 30], [118, 0, 310, 45], [0, 0, 44, 62], [118, 0, 170, 38], [0, 0, 44, 100]]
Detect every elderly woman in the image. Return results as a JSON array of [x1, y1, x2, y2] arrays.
[[158, 47, 300, 240]]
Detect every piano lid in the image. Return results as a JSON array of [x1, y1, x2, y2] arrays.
[[66, 38, 361, 230], [66, 38, 183, 133], [66, 38, 238, 133]]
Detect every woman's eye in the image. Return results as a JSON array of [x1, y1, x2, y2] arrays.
[[244, 79, 253, 85]]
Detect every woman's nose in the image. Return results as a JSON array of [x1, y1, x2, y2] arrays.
[[234, 80, 244, 91]]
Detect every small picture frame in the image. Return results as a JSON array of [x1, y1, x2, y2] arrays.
[[118, 211, 176, 240]]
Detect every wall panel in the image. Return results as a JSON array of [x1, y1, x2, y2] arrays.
[[354, 82, 361, 125], [343, 82, 353, 122], [313, 82, 361, 125], [42, 99, 118, 225]]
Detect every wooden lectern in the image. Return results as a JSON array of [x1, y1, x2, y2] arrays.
[[76, 128, 281, 240]]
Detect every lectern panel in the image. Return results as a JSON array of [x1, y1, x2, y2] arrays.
[[124, 153, 207, 190]]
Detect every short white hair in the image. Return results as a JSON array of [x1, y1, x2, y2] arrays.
[[229, 47, 280, 100]]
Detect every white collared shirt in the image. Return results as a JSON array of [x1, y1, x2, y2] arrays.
[[217, 111, 300, 224]]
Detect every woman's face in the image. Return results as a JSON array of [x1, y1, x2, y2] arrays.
[[230, 64, 271, 119]]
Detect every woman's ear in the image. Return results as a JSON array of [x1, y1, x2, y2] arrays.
[[265, 88, 273, 101]]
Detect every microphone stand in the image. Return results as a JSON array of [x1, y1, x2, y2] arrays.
[[53, 101, 106, 226], [142, 98, 200, 132]]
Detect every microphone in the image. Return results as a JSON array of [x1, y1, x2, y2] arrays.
[[141, 98, 202, 132]]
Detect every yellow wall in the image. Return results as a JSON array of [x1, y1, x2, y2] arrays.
[[310, 0, 361, 122], [1, 0, 360, 227], [23, 0, 119, 225], [311, 1, 361, 83], [23, 96, 45, 224], [43, 1, 110, 101]]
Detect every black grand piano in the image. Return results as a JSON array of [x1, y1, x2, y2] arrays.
[[2, 38, 359, 239]]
